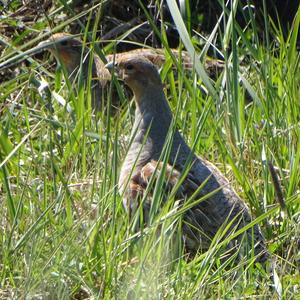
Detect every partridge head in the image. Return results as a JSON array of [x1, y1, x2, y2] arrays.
[[39, 33, 110, 110], [39, 33, 84, 74], [106, 55, 163, 100], [39, 33, 110, 81]]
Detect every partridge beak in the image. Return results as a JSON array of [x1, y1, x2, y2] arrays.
[[105, 61, 117, 72]]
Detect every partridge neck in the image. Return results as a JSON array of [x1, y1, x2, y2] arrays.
[[131, 84, 191, 163], [133, 85, 173, 142]]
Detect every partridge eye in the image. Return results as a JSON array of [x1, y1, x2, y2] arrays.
[[60, 40, 68, 46], [126, 64, 134, 71]]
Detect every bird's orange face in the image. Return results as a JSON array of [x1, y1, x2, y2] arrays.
[[39, 34, 85, 73], [50, 47, 74, 67]]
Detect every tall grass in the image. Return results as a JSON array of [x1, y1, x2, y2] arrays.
[[0, 0, 299, 298]]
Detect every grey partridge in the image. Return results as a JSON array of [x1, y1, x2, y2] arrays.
[[105, 55, 268, 263]]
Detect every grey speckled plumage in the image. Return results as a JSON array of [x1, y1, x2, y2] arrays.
[[105, 55, 269, 263]]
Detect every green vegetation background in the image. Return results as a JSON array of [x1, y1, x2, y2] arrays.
[[0, 1, 299, 298]]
